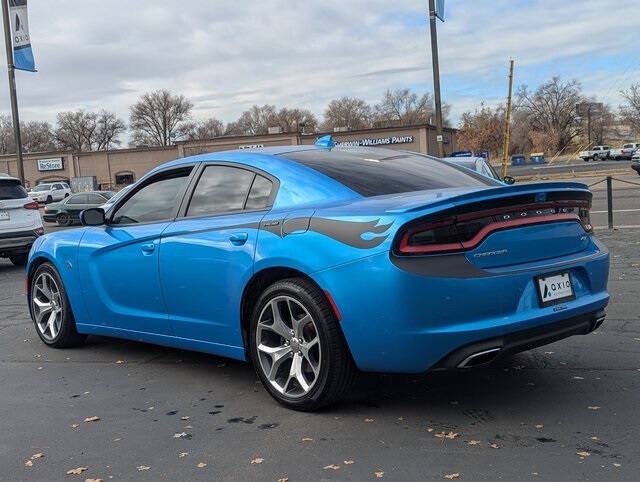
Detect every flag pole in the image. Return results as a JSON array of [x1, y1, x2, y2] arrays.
[[2, 0, 25, 185]]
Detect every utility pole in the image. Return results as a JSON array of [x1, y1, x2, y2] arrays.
[[2, 0, 25, 185], [587, 107, 592, 146], [501, 59, 515, 179], [428, 0, 444, 158]]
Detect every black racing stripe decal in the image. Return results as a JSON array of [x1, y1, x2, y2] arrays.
[[308, 218, 393, 249]]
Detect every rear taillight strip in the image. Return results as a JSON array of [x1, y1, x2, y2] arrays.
[[398, 211, 585, 255]]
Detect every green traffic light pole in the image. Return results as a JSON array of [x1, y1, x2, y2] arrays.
[[2, 0, 25, 185]]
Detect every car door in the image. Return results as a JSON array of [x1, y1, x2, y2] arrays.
[[64, 194, 88, 220], [159, 163, 278, 350], [51, 183, 64, 201], [78, 165, 196, 335]]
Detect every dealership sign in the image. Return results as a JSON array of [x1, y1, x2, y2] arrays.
[[37, 158, 63, 172], [336, 135, 414, 148]]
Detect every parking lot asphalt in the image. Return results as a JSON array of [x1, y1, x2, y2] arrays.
[[1, 227, 639, 481]]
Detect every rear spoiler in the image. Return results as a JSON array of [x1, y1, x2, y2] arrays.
[[386, 182, 591, 214]]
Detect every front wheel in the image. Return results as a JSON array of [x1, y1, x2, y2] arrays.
[[30, 263, 86, 348], [249, 278, 356, 411]]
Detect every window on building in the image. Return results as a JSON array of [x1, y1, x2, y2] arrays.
[[115, 173, 135, 185], [187, 166, 255, 217]]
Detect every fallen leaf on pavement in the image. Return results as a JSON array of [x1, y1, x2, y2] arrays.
[[278, 478, 289, 482], [467, 440, 481, 445], [489, 443, 500, 449], [587, 406, 601, 410], [613, 463, 621, 467], [444, 474, 460, 480], [344, 460, 355, 465], [535, 425, 544, 429], [427, 428, 434, 432], [180, 416, 190, 420], [576, 451, 590, 458], [364, 418, 374, 423], [179, 452, 189, 458], [173, 432, 192, 440], [84, 416, 100, 423], [71, 424, 79, 428], [25, 460, 33, 467], [86, 479, 103, 482], [301, 437, 313, 442], [324, 464, 340, 470], [115, 360, 125, 364], [67, 467, 88, 475], [136, 465, 150, 471], [435, 431, 459, 440], [590, 436, 599, 441], [250, 458, 264, 465], [197, 462, 207, 468], [375, 471, 384, 478], [30, 453, 44, 460]]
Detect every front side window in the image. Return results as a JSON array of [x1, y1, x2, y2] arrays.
[[86, 193, 107, 204], [187, 166, 255, 217], [112, 169, 191, 225]]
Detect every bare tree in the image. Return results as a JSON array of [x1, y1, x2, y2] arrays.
[[129, 89, 194, 146], [457, 104, 505, 157], [273, 108, 318, 134], [373, 89, 450, 127], [322, 97, 372, 131], [620, 83, 640, 135], [94, 110, 126, 150], [225, 105, 277, 136], [188, 118, 226, 140], [516, 77, 583, 152], [0, 115, 15, 154], [22, 121, 56, 152], [55, 110, 98, 151], [55, 109, 125, 151]]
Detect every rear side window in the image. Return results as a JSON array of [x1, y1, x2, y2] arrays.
[[0, 179, 27, 200], [187, 166, 255, 217], [245, 175, 274, 210], [67, 194, 88, 204], [282, 149, 498, 197]]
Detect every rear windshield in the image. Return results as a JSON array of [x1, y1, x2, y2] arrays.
[[282, 149, 498, 197], [0, 179, 28, 200]]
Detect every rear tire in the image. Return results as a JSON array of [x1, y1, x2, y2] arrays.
[[30, 262, 86, 348], [56, 213, 72, 226], [249, 278, 356, 411], [9, 254, 28, 266]]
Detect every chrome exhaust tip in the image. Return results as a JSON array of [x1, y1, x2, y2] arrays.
[[457, 347, 502, 369]]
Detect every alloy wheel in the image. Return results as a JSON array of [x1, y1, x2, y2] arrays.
[[255, 296, 322, 398], [32, 272, 63, 341]]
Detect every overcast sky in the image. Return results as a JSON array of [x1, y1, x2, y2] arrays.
[[1, 0, 639, 131]]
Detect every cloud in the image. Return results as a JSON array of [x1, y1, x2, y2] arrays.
[[0, 0, 637, 131]]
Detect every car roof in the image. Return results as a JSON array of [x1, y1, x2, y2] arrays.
[[0, 173, 20, 181]]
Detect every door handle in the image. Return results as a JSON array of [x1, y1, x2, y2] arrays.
[[229, 232, 248, 246], [141, 243, 155, 253]]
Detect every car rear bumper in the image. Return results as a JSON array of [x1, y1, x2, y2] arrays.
[[0, 230, 38, 256], [432, 309, 606, 369], [42, 214, 57, 222], [315, 237, 610, 373]]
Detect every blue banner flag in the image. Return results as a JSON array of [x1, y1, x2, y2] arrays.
[[435, 0, 445, 21], [9, 0, 36, 72]]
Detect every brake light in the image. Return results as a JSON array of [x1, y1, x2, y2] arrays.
[[397, 202, 590, 255], [23, 201, 39, 210]]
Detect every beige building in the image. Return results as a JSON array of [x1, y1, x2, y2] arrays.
[[1, 124, 457, 190]]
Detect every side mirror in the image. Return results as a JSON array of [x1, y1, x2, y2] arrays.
[[503, 176, 516, 185], [80, 208, 106, 226]]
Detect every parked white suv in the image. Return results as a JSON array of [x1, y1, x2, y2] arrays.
[[0, 174, 45, 266], [579, 145, 611, 161], [29, 182, 71, 204], [610, 143, 640, 160]]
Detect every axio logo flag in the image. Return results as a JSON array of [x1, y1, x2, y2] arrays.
[[435, 0, 445, 21], [9, 0, 36, 72]]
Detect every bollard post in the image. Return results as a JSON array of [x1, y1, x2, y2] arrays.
[[606, 176, 613, 229]]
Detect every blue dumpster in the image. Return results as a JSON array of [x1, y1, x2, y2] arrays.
[[529, 152, 546, 164], [511, 154, 526, 166]]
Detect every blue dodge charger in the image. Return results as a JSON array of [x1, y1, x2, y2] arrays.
[[26, 139, 610, 410]]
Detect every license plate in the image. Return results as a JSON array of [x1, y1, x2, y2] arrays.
[[536, 272, 575, 307], [0, 211, 9, 221]]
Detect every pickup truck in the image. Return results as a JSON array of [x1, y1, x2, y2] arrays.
[[610, 143, 640, 160], [579, 145, 611, 162]]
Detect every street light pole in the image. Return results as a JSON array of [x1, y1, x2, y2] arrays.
[[428, 0, 444, 158], [2, 0, 25, 185]]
